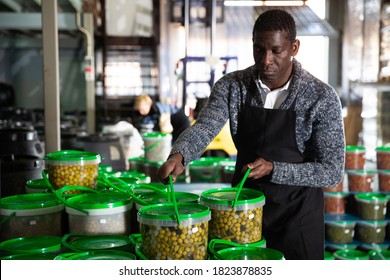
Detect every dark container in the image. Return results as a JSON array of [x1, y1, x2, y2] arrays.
[[0, 155, 44, 197]]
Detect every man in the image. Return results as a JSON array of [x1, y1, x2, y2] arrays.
[[157, 9, 345, 260], [134, 94, 190, 143]]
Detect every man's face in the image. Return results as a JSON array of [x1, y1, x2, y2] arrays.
[[138, 101, 151, 115], [253, 30, 299, 89]]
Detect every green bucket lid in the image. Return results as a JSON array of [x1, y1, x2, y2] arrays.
[[200, 188, 265, 210], [325, 220, 356, 227], [324, 192, 348, 198], [346, 145, 366, 153], [0, 193, 63, 213], [357, 220, 387, 227], [44, 150, 101, 163], [1, 253, 57, 260], [131, 183, 167, 196], [368, 250, 390, 260], [106, 171, 150, 183], [0, 236, 62, 255], [223, 166, 236, 173], [215, 247, 284, 260], [137, 191, 199, 207], [376, 146, 390, 153], [142, 132, 170, 139], [55, 250, 136, 260], [25, 178, 50, 192], [61, 234, 132, 252], [355, 193, 388, 203], [137, 202, 211, 227], [324, 251, 335, 260], [65, 192, 133, 214], [334, 249, 369, 260]]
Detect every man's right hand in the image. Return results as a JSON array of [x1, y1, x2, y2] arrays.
[[156, 152, 185, 185]]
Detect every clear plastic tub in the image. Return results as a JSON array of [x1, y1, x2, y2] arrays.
[[347, 170, 375, 192], [44, 150, 101, 193], [376, 146, 390, 170], [200, 188, 265, 244], [65, 192, 133, 235], [189, 157, 221, 183], [324, 192, 347, 214], [0, 236, 62, 258], [356, 221, 387, 243], [345, 145, 366, 170], [325, 221, 356, 244], [0, 193, 65, 241], [142, 132, 172, 162], [355, 193, 388, 220], [137, 202, 211, 260], [25, 178, 50, 193], [378, 170, 390, 192], [334, 249, 369, 260]]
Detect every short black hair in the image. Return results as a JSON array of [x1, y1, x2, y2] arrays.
[[252, 9, 297, 43]]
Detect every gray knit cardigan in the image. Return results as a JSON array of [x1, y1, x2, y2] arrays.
[[170, 59, 346, 188]]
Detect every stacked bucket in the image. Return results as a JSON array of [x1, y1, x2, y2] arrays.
[[324, 145, 390, 260]]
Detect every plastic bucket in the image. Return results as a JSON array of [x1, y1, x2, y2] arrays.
[[105, 170, 151, 184], [61, 233, 134, 253], [324, 251, 335, 260], [189, 157, 221, 183], [208, 238, 266, 258], [137, 202, 211, 260], [142, 132, 172, 162], [345, 145, 365, 170], [135, 191, 199, 210], [0, 154, 44, 197], [0, 236, 62, 258], [1, 252, 57, 260], [334, 249, 369, 260], [44, 150, 101, 192], [64, 192, 133, 235], [212, 246, 284, 260], [376, 146, 390, 170], [54, 250, 136, 260], [378, 169, 390, 192], [200, 188, 265, 244], [325, 221, 356, 244], [347, 170, 376, 192], [355, 193, 388, 220], [0, 193, 65, 241], [324, 192, 347, 214], [25, 178, 50, 194], [368, 250, 390, 260], [356, 221, 387, 243]]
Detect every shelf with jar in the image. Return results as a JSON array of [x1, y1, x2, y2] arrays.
[[323, 145, 390, 252]]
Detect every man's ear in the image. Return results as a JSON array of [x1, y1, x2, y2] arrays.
[[292, 39, 300, 56]]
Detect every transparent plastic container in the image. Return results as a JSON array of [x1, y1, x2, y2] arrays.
[[376, 146, 390, 170], [189, 157, 221, 183], [325, 221, 356, 243], [0, 193, 65, 241], [378, 170, 390, 192], [356, 221, 387, 243], [142, 132, 172, 162], [347, 170, 375, 192], [355, 193, 388, 220], [334, 249, 369, 260], [345, 145, 366, 170], [0, 236, 62, 258], [65, 192, 133, 235], [200, 188, 265, 244], [44, 150, 101, 193], [137, 202, 211, 260], [324, 192, 347, 214]]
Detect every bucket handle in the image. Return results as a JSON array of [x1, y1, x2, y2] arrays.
[[100, 175, 148, 206], [207, 239, 227, 260], [61, 233, 89, 253], [54, 185, 100, 215], [143, 137, 164, 152], [168, 174, 180, 225], [232, 168, 251, 209], [0, 211, 16, 226]]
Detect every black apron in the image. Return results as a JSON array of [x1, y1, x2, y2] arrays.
[[232, 82, 324, 260]]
